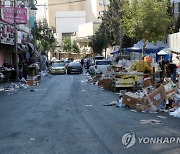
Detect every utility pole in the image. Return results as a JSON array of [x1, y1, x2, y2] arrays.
[[14, 0, 19, 81], [103, 0, 107, 59]]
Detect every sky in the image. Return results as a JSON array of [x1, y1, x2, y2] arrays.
[[36, 0, 48, 21]]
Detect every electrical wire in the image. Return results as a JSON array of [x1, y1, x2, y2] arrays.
[[36, 0, 86, 7]]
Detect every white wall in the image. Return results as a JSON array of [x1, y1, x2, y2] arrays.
[[78, 22, 94, 37], [55, 11, 86, 44], [168, 31, 180, 51]]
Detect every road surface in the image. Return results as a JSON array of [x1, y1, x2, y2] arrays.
[[0, 74, 179, 154]]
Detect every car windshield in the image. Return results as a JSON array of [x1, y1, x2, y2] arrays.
[[52, 63, 65, 67], [69, 62, 81, 66], [96, 61, 110, 65]]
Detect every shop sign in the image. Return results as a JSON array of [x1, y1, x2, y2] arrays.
[[0, 6, 27, 24], [0, 23, 14, 45]]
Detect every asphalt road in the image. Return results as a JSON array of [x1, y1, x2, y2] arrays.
[[0, 73, 179, 154]]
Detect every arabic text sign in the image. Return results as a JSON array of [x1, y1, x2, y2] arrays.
[[1, 6, 27, 24]]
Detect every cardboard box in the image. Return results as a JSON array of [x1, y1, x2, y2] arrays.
[[27, 79, 36, 86], [123, 85, 166, 111], [123, 92, 140, 108], [98, 79, 103, 86], [148, 85, 166, 106], [144, 77, 152, 87], [102, 78, 113, 90]]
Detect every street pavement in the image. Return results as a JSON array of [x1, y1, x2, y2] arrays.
[[0, 73, 179, 154]]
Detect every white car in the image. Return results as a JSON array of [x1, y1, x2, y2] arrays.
[[93, 60, 111, 74]]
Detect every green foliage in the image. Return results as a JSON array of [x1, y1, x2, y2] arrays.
[[102, 0, 123, 46], [61, 37, 72, 52], [34, 20, 58, 53], [120, 0, 172, 42], [71, 41, 80, 53], [89, 24, 109, 55]]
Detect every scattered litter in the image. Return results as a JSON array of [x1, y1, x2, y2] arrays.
[[81, 80, 86, 83], [30, 138, 35, 141], [104, 102, 116, 106], [4, 87, 15, 92], [150, 120, 162, 124], [169, 108, 180, 118], [85, 105, 92, 107], [81, 90, 86, 92], [20, 78, 27, 83], [41, 71, 48, 76], [30, 89, 36, 92], [0, 88, 4, 92], [104, 99, 124, 108], [130, 109, 137, 112], [157, 115, 167, 119], [140, 119, 162, 125]]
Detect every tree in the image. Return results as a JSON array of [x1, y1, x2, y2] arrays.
[[89, 24, 109, 55], [120, 0, 172, 56], [71, 41, 80, 53], [61, 37, 72, 52], [102, 0, 123, 46], [33, 19, 58, 54]]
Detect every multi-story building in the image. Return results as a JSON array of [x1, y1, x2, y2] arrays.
[[47, 0, 109, 45], [0, 0, 37, 67]]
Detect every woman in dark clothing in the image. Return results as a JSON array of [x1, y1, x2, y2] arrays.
[[168, 62, 177, 83]]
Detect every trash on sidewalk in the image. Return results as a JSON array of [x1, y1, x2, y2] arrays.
[[85, 105, 92, 106], [140, 119, 162, 125], [104, 99, 124, 108], [85, 60, 180, 117], [30, 89, 37, 92], [169, 108, 180, 118], [157, 115, 167, 119]]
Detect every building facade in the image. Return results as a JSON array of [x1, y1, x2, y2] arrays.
[[47, 0, 109, 44], [0, 0, 37, 68], [174, 0, 180, 19]]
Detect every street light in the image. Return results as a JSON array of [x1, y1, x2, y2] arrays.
[[14, 0, 37, 81]]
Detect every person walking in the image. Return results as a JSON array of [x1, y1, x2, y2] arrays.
[[168, 61, 177, 83], [159, 56, 165, 82]]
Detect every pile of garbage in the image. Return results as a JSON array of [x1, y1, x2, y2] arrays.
[[87, 66, 180, 118], [0, 78, 31, 94]]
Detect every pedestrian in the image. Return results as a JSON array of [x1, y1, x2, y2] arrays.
[[159, 56, 165, 82], [3, 59, 8, 68], [81, 58, 84, 67], [23, 61, 28, 80], [165, 61, 170, 78], [86, 59, 90, 70], [168, 61, 177, 83]]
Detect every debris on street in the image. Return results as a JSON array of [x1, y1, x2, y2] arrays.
[[140, 119, 162, 125], [169, 108, 180, 118], [86, 58, 180, 118]]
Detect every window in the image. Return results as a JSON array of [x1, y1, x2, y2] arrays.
[[178, 2, 180, 13]]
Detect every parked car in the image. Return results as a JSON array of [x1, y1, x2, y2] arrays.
[[50, 62, 66, 74], [93, 60, 111, 74], [67, 62, 83, 74], [65, 59, 73, 68]]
